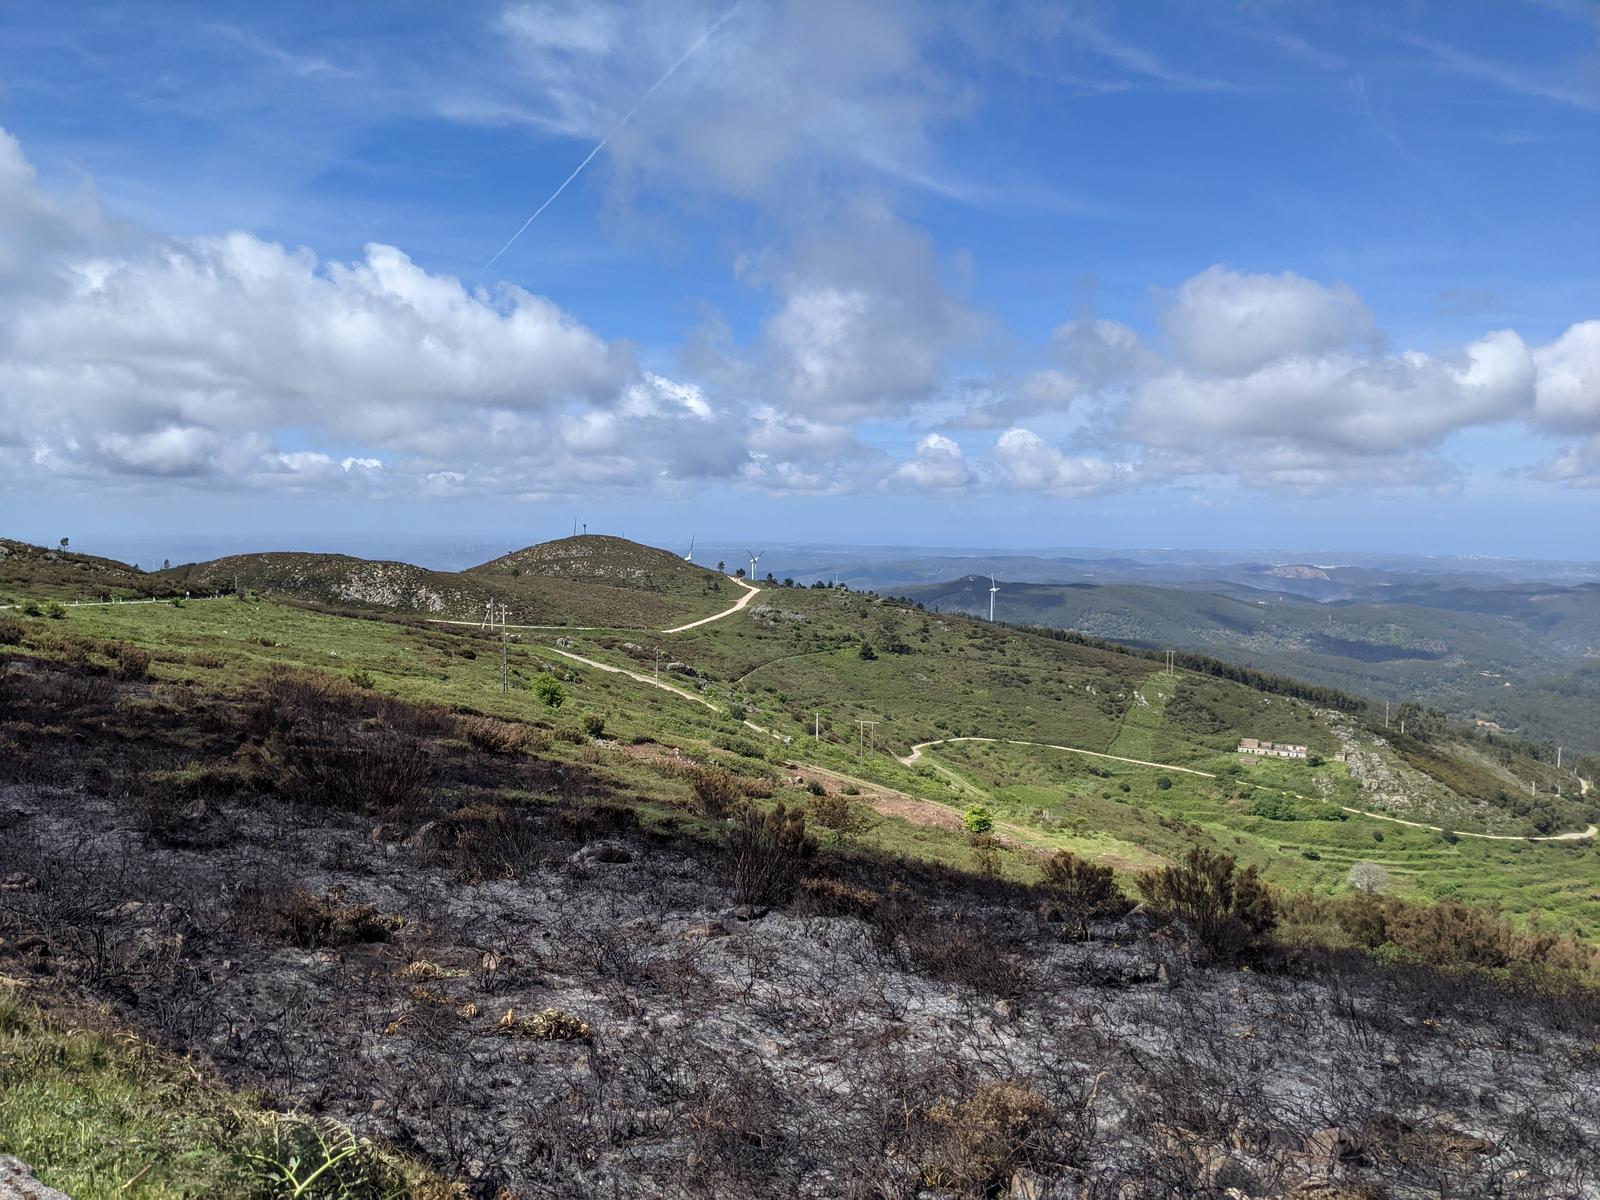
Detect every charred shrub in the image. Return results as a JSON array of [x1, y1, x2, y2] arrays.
[[1137, 847, 1276, 963], [795, 876, 881, 919], [690, 765, 740, 818], [272, 887, 393, 948], [1039, 850, 1128, 934], [678, 1068, 794, 1198], [727, 802, 816, 906], [872, 883, 1027, 995], [107, 642, 151, 681], [265, 721, 432, 815], [451, 800, 545, 882], [456, 715, 538, 755]]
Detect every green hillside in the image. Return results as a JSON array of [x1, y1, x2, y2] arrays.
[[0, 538, 168, 604], [149, 535, 729, 628], [907, 574, 1600, 756]]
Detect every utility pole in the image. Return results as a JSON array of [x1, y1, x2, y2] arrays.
[[1384, 700, 1390, 729], [499, 603, 510, 694], [814, 713, 820, 741], [856, 719, 877, 759], [654, 647, 661, 686]]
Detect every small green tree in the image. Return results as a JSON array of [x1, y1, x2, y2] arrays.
[[858, 641, 877, 661], [534, 674, 566, 709], [963, 804, 994, 834]]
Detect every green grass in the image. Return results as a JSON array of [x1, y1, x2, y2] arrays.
[[0, 988, 451, 1199], [0, 988, 241, 1197], [929, 737, 1600, 939]]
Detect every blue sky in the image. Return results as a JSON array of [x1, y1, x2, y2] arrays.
[[1, 0, 1597, 559]]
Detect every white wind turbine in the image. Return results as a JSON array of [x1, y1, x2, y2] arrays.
[[684, 535, 695, 563], [747, 549, 765, 580], [988, 573, 999, 623]]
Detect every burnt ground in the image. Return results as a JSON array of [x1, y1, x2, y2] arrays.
[[2, 656, 1600, 1199]]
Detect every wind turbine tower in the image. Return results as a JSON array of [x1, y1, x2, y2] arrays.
[[988, 573, 999, 623], [748, 549, 764, 580]]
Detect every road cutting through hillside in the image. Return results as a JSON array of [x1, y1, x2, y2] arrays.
[[900, 736, 1219, 777], [424, 575, 761, 636], [660, 576, 761, 633], [533, 643, 1598, 848]]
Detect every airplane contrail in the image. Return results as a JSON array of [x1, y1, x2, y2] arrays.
[[482, 2, 741, 274]]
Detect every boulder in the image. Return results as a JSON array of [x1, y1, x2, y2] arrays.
[[0, 1158, 75, 1200], [1303, 1125, 1363, 1163], [569, 841, 633, 865], [404, 821, 452, 851]]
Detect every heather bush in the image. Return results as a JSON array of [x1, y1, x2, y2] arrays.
[[1039, 850, 1127, 933], [808, 790, 874, 845], [107, 641, 151, 681], [457, 715, 537, 755], [727, 802, 816, 906], [922, 1081, 1055, 1197], [690, 765, 740, 818], [1137, 847, 1276, 963]]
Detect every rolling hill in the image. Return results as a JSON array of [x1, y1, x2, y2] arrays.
[[0, 538, 169, 603], [906, 574, 1600, 757], [148, 534, 731, 628]]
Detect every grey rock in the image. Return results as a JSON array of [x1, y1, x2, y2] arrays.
[[404, 820, 452, 850], [570, 841, 633, 865], [0, 1157, 76, 1200]]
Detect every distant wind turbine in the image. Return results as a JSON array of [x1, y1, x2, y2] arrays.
[[685, 535, 695, 563], [989, 573, 999, 623], [748, 549, 764, 580]]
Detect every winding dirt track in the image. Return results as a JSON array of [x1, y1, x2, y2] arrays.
[[900, 736, 1218, 778], [435, 581, 1599, 849], [903, 737, 1595, 844], [660, 577, 761, 634]]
